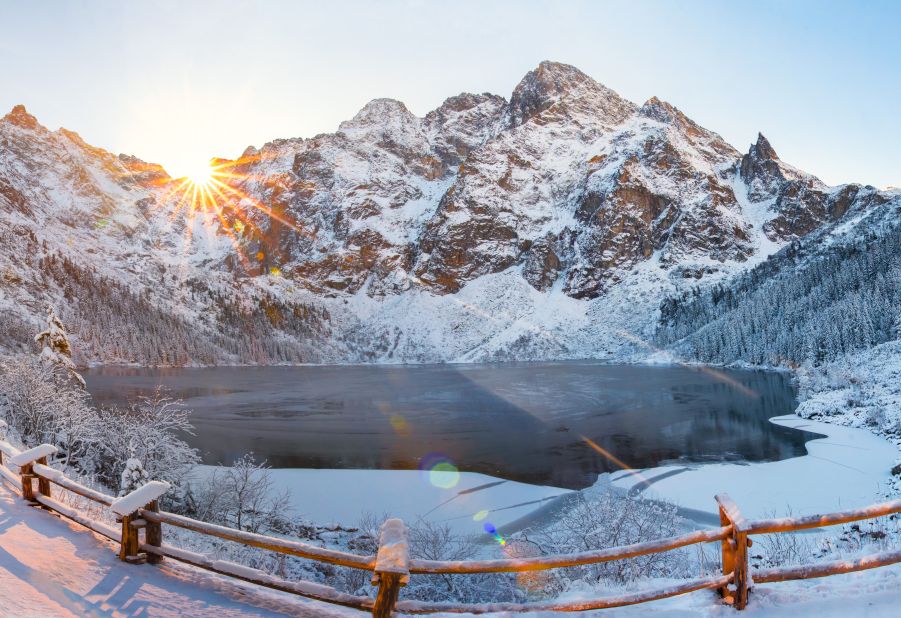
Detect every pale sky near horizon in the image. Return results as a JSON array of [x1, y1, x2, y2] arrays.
[[0, 0, 898, 187]]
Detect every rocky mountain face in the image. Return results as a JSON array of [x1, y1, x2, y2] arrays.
[[737, 132, 887, 241], [1, 62, 895, 364]]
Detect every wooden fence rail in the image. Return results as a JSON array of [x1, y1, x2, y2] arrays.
[[1, 440, 900, 616]]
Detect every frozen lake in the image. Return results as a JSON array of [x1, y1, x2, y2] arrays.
[[84, 363, 819, 490]]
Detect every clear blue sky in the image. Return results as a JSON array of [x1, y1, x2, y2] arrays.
[[1, 0, 898, 187]]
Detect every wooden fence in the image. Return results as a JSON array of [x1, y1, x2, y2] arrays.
[[1, 440, 900, 616]]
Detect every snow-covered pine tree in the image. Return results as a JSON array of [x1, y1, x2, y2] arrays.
[[119, 457, 150, 496], [35, 305, 85, 387]]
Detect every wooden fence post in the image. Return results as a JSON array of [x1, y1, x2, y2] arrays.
[[109, 481, 170, 564], [119, 514, 142, 562], [145, 499, 163, 564], [35, 456, 51, 500], [716, 494, 750, 610], [372, 518, 409, 618], [20, 461, 36, 503], [9, 444, 58, 505]]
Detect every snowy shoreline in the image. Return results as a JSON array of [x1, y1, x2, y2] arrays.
[[609, 414, 897, 523]]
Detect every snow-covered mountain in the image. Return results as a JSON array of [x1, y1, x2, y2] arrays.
[[1, 61, 895, 365]]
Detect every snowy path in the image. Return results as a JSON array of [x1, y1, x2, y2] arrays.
[[0, 485, 360, 617]]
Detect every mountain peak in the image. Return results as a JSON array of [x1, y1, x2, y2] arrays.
[[2, 104, 40, 130], [534, 60, 591, 80], [509, 61, 593, 125], [338, 98, 419, 138], [751, 132, 778, 160], [508, 61, 634, 127], [639, 96, 681, 122], [343, 98, 413, 124]]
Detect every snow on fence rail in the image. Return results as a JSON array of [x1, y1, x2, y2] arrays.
[[0, 441, 900, 616]]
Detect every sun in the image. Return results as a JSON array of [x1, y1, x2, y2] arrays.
[[184, 161, 214, 187], [153, 151, 308, 272]]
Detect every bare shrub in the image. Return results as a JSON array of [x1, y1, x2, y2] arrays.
[[524, 491, 685, 591], [752, 509, 813, 568], [404, 518, 521, 604], [182, 453, 291, 534]]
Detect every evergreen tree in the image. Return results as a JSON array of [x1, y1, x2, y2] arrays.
[[35, 306, 85, 388], [119, 457, 150, 496]]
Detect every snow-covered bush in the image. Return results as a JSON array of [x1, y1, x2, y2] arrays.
[[0, 358, 198, 504], [752, 509, 814, 568], [328, 514, 522, 604], [0, 312, 33, 354], [35, 306, 85, 388], [119, 458, 150, 496], [867, 407, 888, 428], [91, 388, 199, 502], [0, 358, 97, 466], [404, 518, 521, 604]]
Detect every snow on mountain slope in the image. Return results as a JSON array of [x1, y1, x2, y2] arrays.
[[0, 107, 337, 365], [1, 62, 893, 365]]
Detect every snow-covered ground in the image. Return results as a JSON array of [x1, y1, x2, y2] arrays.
[[797, 341, 901, 450], [0, 483, 357, 617], [192, 466, 573, 535]]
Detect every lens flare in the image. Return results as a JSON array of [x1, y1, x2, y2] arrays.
[[420, 454, 460, 489], [483, 522, 506, 546], [430, 462, 460, 489], [473, 509, 490, 522], [389, 415, 410, 435]]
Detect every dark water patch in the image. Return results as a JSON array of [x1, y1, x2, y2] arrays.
[[84, 362, 820, 490]]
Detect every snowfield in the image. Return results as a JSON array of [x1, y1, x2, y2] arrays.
[[190, 466, 574, 535]]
